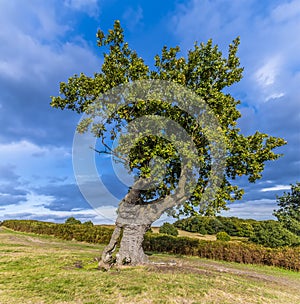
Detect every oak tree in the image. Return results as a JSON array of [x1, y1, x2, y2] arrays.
[[274, 182, 300, 236], [51, 21, 286, 266]]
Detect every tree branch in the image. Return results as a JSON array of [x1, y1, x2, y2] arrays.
[[90, 146, 128, 164]]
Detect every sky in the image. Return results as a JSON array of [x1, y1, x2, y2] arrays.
[[0, 0, 299, 224]]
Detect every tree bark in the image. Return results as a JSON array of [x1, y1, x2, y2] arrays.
[[99, 175, 187, 268], [117, 223, 150, 265], [99, 187, 152, 267]]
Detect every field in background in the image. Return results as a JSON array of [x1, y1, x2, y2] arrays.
[[152, 226, 216, 241], [1, 226, 299, 304], [151, 227, 248, 242]]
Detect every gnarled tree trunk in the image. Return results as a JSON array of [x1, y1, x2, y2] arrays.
[[99, 222, 150, 267], [99, 177, 187, 268]]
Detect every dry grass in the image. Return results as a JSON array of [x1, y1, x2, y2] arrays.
[[0, 227, 299, 304]]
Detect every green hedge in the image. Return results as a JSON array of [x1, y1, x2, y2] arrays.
[[1, 220, 113, 244], [143, 233, 300, 271]]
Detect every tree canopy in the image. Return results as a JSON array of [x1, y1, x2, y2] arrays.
[[274, 182, 300, 236], [51, 20, 286, 218]]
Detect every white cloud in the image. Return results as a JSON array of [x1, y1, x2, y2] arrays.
[[260, 185, 291, 192], [0, 140, 70, 159], [222, 199, 277, 220], [265, 92, 285, 101], [1, 190, 118, 224], [171, 0, 300, 105], [254, 56, 282, 88]]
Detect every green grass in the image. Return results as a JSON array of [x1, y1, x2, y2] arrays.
[[0, 227, 299, 304]]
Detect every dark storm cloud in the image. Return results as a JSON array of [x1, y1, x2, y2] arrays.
[[34, 171, 129, 212]]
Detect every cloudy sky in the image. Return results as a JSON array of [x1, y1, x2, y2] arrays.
[[0, 0, 299, 224]]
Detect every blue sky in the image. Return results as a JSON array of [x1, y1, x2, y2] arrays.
[[0, 0, 299, 224]]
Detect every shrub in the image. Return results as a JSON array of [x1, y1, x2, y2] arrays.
[[159, 222, 178, 236], [216, 231, 231, 241]]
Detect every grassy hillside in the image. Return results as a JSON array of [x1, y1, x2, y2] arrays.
[[0, 226, 299, 304]]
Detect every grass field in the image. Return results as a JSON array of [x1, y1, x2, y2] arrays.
[[0, 226, 299, 304]]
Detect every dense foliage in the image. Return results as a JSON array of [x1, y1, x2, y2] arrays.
[[51, 20, 286, 217], [273, 182, 300, 236], [159, 222, 179, 236], [249, 221, 300, 248]]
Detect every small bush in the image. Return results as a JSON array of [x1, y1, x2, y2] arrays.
[[159, 222, 178, 236], [216, 231, 231, 241]]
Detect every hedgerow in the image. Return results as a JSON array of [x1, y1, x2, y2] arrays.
[[2, 220, 299, 271], [1, 220, 113, 244], [143, 233, 300, 271]]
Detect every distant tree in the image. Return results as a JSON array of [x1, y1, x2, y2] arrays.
[[249, 221, 300, 247], [159, 222, 178, 236], [51, 20, 286, 266], [273, 182, 300, 236], [65, 217, 81, 225]]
